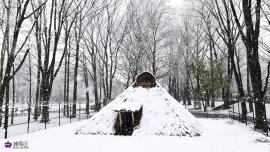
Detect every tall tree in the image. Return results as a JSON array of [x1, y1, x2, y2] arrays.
[[208, 0, 247, 118], [83, 25, 101, 111], [97, 0, 127, 100], [0, 0, 45, 126], [71, 6, 83, 118], [34, 0, 76, 122], [230, 0, 268, 130], [63, 17, 75, 116], [82, 50, 90, 115]]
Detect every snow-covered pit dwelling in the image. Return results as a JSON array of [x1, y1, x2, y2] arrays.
[[76, 72, 202, 136]]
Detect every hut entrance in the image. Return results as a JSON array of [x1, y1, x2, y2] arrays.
[[113, 103, 143, 136], [120, 112, 133, 135]]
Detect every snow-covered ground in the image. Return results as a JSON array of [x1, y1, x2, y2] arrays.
[[187, 100, 270, 121], [0, 103, 96, 138], [0, 118, 269, 152], [0, 112, 93, 138]]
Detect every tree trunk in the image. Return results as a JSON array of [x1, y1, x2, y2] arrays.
[[83, 54, 90, 115], [152, 50, 156, 76], [209, 40, 215, 108], [41, 77, 51, 122], [186, 68, 191, 105], [11, 66, 15, 124], [246, 60, 253, 112], [63, 42, 68, 116], [92, 55, 100, 111], [72, 45, 79, 118], [4, 83, 9, 138], [66, 45, 71, 116], [34, 69, 40, 120], [27, 55, 32, 131], [233, 46, 247, 121], [84, 74, 90, 115], [230, 0, 266, 130], [0, 86, 5, 127]]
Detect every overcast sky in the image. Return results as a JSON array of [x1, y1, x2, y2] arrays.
[[167, 0, 188, 6], [166, 0, 192, 15]]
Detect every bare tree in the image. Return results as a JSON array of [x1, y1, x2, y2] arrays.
[[34, 0, 76, 122], [63, 14, 76, 116], [83, 25, 101, 111], [207, 0, 248, 118], [143, 0, 168, 76], [0, 0, 45, 130], [179, 18, 193, 106], [230, 0, 268, 130], [71, 3, 84, 118], [97, 0, 127, 100]]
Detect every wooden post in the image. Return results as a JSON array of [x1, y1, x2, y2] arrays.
[[119, 112, 122, 134], [132, 112, 134, 127]]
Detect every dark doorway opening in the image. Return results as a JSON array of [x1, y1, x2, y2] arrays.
[[114, 107, 142, 136], [121, 112, 133, 135]]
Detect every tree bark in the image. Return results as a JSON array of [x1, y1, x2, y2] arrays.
[[34, 69, 41, 120], [4, 82, 9, 138], [11, 66, 15, 124], [83, 52, 90, 115]]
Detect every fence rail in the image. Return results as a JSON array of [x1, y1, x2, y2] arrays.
[[0, 102, 97, 139], [188, 96, 270, 136], [227, 97, 269, 136], [2, 96, 270, 138]]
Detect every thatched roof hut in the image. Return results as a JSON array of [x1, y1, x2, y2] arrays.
[[76, 72, 201, 136]]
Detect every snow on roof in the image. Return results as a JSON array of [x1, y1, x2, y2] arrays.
[[76, 84, 202, 136], [112, 101, 142, 112]]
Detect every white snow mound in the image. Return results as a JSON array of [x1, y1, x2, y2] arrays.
[[76, 85, 202, 136]]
